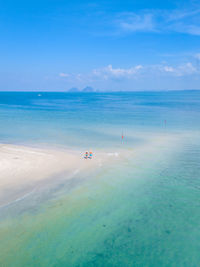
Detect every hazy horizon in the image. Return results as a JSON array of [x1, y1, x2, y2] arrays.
[[0, 89, 200, 93]]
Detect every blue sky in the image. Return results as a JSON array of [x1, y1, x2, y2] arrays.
[[1, 0, 200, 91]]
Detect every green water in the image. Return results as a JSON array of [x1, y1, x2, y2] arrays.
[[1, 92, 200, 266], [1, 132, 200, 266]]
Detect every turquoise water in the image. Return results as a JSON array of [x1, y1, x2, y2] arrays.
[[0, 91, 200, 147], [1, 91, 200, 266]]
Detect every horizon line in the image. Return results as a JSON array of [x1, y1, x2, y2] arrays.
[[0, 89, 199, 93]]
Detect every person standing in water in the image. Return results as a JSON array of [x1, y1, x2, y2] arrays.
[[85, 151, 88, 159], [89, 151, 93, 159]]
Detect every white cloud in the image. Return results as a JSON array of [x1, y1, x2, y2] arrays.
[[161, 62, 197, 76], [59, 72, 70, 77], [57, 62, 199, 87], [163, 66, 175, 72], [178, 62, 197, 75], [92, 62, 198, 80], [93, 64, 143, 80]]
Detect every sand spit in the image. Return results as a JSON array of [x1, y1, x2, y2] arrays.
[[0, 144, 107, 208], [0, 133, 181, 208]]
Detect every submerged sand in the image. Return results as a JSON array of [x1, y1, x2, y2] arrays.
[[0, 133, 180, 209]]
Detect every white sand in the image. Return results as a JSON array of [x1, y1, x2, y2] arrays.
[[0, 144, 105, 207], [0, 134, 180, 208]]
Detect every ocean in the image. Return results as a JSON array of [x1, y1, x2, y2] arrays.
[[1, 91, 200, 266]]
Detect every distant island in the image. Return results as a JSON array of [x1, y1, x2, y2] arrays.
[[68, 86, 96, 93], [82, 86, 95, 92]]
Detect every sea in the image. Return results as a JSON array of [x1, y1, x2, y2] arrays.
[[0, 91, 200, 267]]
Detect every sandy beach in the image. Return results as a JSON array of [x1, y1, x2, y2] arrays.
[[0, 134, 178, 209], [0, 144, 106, 208]]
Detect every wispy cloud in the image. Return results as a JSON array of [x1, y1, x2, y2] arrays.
[[117, 13, 156, 33], [171, 24, 200, 35], [114, 7, 200, 36], [166, 8, 200, 22]]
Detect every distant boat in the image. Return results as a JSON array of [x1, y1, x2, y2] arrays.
[[38, 94, 42, 97]]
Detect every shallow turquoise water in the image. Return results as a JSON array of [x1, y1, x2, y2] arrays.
[[0, 91, 200, 147], [1, 91, 200, 266]]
